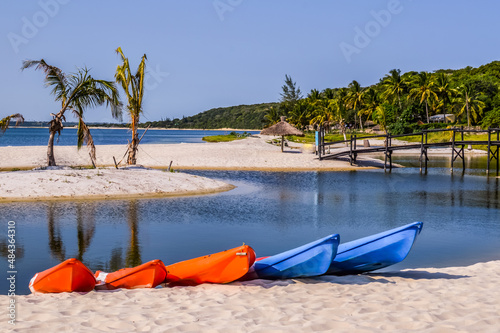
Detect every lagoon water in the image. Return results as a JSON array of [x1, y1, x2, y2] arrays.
[[1, 168, 499, 295], [0, 127, 259, 146]]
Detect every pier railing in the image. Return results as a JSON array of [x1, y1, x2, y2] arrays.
[[317, 127, 500, 175]]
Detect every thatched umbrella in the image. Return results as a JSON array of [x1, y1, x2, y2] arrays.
[[261, 116, 304, 152]]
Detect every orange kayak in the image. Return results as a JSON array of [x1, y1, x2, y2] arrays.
[[95, 259, 167, 290], [165, 244, 256, 286], [29, 258, 96, 293]]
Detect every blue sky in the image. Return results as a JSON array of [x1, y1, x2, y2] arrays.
[[1, 0, 499, 123]]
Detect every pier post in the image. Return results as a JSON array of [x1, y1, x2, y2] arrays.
[[461, 126, 465, 173], [487, 128, 491, 175], [384, 133, 388, 172], [451, 128, 455, 173], [349, 134, 353, 166]]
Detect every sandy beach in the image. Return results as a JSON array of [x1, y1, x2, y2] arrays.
[[2, 260, 499, 332], [0, 135, 387, 172]]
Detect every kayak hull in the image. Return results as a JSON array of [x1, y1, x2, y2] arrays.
[[326, 222, 423, 275], [95, 259, 167, 290], [165, 244, 256, 286], [242, 234, 340, 280], [29, 258, 96, 293]]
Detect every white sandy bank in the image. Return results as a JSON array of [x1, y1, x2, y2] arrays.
[[0, 166, 233, 202], [0, 136, 386, 171], [2, 260, 499, 332]]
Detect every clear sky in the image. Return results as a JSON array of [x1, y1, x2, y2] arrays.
[[1, 0, 499, 123]]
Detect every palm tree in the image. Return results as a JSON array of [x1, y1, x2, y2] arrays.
[[456, 82, 485, 127], [0, 113, 24, 133], [115, 47, 147, 165], [408, 71, 438, 123], [264, 105, 281, 126], [288, 99, 311, 131], [380, 69, 408, 117], [331, 88, 350, 141], [434, 72, 456, 123], [360, 87, 380, 121], [22, 60, 122, 166], [347, 80, 365, 130]]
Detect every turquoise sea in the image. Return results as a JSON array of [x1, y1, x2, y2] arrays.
[[0, 127, 259, 146]]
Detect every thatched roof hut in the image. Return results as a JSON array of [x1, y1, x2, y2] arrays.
[[260, 116, 304, 152]]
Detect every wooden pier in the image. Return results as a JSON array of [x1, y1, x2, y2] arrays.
[[317, 127, 500, 175]]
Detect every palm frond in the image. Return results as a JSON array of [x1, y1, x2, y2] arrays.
[[73, 108, 96, 165], [0, 113, 24, 133], [22, 59, 68, 102]]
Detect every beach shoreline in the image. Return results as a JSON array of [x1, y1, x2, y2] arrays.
[[3, 260, 499, 332], [0, 135, 490, 202]]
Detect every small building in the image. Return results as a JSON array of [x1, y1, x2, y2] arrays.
[[429, 114, 456, 123]]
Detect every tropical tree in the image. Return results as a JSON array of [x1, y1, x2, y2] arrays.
[[279, 74, 302, 115], [347, 80, 365, 130], [288, 99, 311, 130], [263, 105, 281, 126], [372, 103, 394, 133], [455, 82, 486, 127], [359, 87, 380, 121], [115, 47, 147, 165], [434, 72, 456, 123], [0, 113, 24, 133], [331, 88, 350, 141], [380, 69, 408, 117], [408, 71, 437, 123], [22, 60, 122, 166]]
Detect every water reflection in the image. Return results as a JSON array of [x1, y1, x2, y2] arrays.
[[125, 200, 141, 268], [1, 167, 499, 295], [47, 203, 65, 261]]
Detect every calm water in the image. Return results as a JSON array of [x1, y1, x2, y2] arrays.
[[0, 127, 259, 146], [1, 169, 499, 295]]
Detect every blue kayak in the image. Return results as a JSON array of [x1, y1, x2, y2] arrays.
[[241, 234, 340, 280], [325, 222, 423, 275]]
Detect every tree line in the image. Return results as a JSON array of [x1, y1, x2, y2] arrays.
[[266, 61, 500, 137]]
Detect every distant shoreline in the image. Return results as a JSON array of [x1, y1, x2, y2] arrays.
[[13, 126, 261, 131]]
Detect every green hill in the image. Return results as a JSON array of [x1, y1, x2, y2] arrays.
[[141, 102, 278, 130]]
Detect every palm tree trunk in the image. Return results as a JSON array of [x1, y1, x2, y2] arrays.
[[359, 114, 363, 130], [127, 116, 139, 165], [465, 91, 470, 128], [425, 100, 429, 124], [47, 130, 57, 166]]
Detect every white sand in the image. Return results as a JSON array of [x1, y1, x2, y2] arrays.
[[2, 260, 499, 332], [0, 166, 233, 202], [0, 135, 386, 171]]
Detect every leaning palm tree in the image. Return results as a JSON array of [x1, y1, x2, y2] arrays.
[[22, 60, 122, 166], [408, 71, 438, 124], [0, 113, 24, 133], [115, 47, 147, 165], [456, 82, 485, 127]]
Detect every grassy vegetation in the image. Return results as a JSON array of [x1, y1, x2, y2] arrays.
[[287, 131, 369, 144], [287, 129, 496, 151], [202, 131, 251, 142]]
